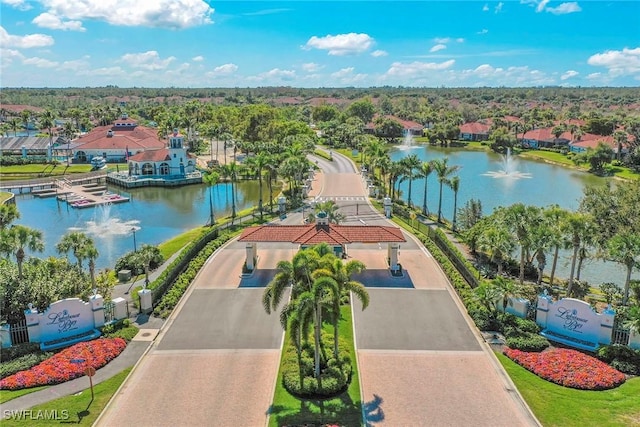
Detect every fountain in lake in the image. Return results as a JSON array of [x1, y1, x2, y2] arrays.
[[397, 131, 417, 150], [482, 148, 532, 179]]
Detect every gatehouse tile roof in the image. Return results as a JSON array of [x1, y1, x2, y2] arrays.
[[239, 223, 406, 244]]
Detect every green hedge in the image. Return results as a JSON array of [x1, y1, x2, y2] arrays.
[[280, 331, 352, 398], [152, 231, 235, 318], [505, 333, 550, 352], [0, 352, 53, 379], [597, 344, 640, 375]]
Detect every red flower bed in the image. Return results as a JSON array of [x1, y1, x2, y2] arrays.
[[504, 347, 626, 390], [0, 338, 126, 390]]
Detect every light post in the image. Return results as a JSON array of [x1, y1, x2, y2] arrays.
[[131, 227, 137, 252]]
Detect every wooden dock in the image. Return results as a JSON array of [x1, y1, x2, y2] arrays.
[[53, 179, 129, 209]]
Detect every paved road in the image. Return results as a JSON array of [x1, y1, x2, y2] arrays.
[[99, 149, 537, 427]]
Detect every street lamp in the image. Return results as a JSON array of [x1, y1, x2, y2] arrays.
[[131, 227, 137, 252]]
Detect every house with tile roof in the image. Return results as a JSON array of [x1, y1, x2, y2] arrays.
[[71, 113, 165, 163], [364, 115, 424, 136], [126, 129, 197, 177], [459, 122, 490, 141], [520, 127, 573, 149], [569, 133, 633, 156]]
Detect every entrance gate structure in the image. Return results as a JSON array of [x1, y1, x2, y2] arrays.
[[238, 213, 406, 272]]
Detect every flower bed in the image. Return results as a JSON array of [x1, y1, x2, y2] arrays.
[[504, 347, 626, 390], [0, 338, 126, 390]]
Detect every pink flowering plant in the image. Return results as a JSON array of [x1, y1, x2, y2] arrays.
[[504, 347, 626, 390], [0, 338, 126, 390]]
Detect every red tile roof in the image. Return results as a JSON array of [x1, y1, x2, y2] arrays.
[[365, 115, 424, 131], [74, 124, 165, 151], [128, 148, 171, 162], [459, 122, 490, 134], [239, 223, 405, 244]]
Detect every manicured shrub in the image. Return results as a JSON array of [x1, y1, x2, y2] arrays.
[[504, 347, 626, 390], [597, 344, 640, 375], [505, 333, 550, 352], [0, 342, 42, 363], [101, 319, 138, 342], [1, 352, 53, 379], [115, 247, 164, 276]]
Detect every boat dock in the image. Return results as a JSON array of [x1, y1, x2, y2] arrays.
[[36, 179, 129, 209]]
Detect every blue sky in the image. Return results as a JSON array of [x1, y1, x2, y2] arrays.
[[1, 0, 638, 88]]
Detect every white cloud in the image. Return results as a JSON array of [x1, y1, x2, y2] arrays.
[[588, 47, 640, 77], [386, 60, 455, 77], [192, 55, 204, 62], [58, 57, 90, 71], [301, 62, 322, 72], [586, 72, 601, 80], [434, 37, 464, 44], [483, 4, 489, 12], [304, 33, 374, 56], [36, 0, 214, 29], [477, 29, 489, 35], [78, 66, 125, 77], [23, 56, 59, 68], [536, 0, 550, 12], [330, 67, 367, 84], [32, 12, 85, 31], [371, 50, 387, 57], [0, 48, 24, 68], [1, 0, 31, 11], [561, 70, 579, 80], [495, 2, 504, 13], [263, 68, 296, 79], [0, 26, 54, 48], [211, 63, 238, 74], [120, 51, 176, 70], [546, 2, 582, 15], [430, 44, 447, 53]]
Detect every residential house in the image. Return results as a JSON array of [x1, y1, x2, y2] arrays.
[[126, 129, 196, 177], [520, 127, 573, 149], [364, 115, 424, 136], [458, 122, 490, 141]]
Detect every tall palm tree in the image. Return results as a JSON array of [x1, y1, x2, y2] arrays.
[[304, 276, 339, 379], [449, 176, 460, 232], [399, 154, 422, 208], [432, 157, 461, 223], [542, 205, 570, 286], [203, 171, 220, 226], [246, 151, 269, 220], [419, 161, 434, 216], [4, 225, 44, 279], [56, 231, 93, 269], [85, 245, 100, 291], [8, 117, 21, 136], [499, 203, 540, 286], [221, 162, 238, 222], [563, 212, 592, 296], [0, 203, 20, 229], [134, 244, 158, 289], [477, 224, 514, 276], [20, 110, 32, 136], [313, 200, 345, 224], [280, 295, 313, 386], [39, 110, 55, 156], [607, 234, 640, 305]]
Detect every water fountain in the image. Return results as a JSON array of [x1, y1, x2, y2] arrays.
[[397, 131, 417, 150], [482, 148, 532, 179]]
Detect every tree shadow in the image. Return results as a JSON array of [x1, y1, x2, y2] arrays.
[[60, 398, 93, 424], [363, 394, 385, 426], [269, 391, 362, 427]]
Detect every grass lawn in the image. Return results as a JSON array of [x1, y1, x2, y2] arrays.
[[0, 386, 49, 404], [268, 305, 362, 427], [0, 191, 14, 203], [496, 352, 640, 427], [157, 226, 208, 259], [519, 150, 578, 167], [0, 368, 131, 426]]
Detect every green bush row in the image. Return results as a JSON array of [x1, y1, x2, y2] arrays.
[[505, 333, 550, 352], [313, 149, 333, 161], [597, 344, 640, 375], [101, 319, 138, 342], [0, 351, 53, 379], [280, 331, 352, 398], [0, 342, 42, 363], [152, 232, 235, 318], [115, 248, 164, 276]]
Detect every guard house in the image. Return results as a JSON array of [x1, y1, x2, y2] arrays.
[[238, 212, 406, 272]]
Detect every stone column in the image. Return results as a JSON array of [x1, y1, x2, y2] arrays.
[[383, 197, 392, 218], [535, 292, 552, 329], [112, 297, 128, 321], [245, 243, 257, 271], [0, 324, 12, 349], [24, 305, 41, 344], [138, 289, 153, 314], [598, 306, 615, 346], [629, 328, 640, 350], [388, 243, 400, 272], [90, 294, 105, 328]]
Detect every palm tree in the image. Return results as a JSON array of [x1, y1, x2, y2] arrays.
[[39, 110, 55, 157], [477, 224, 514, 276], [432, 157, 461, 223], [499, 204, 540, 286], [419, 161, 434, 216], [203, 171, 220, 226], [564, 212, 592, 296], [85, 245, 100, 291], [388, 160, 404, 200], [221, 162, 238, 222], [317, 256, 369, 358], [246, 152, 269, 220], [56, 231, 93, 269], [8, 117, 21, 136], [543, 205, 570, 286], [399, 154, 422, 208], [0, 203, 20, 229], [304, 276, 339, 379], [280, 296, 313, 386], [134, 244, 158, 289], [448, 176, 460, 232], [313, 200, 345, 224], [4, 225, 44, 279], [20, 110, 32, 136], [607, 234, 640, 305]]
